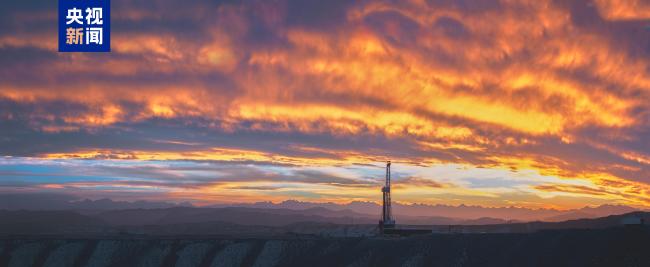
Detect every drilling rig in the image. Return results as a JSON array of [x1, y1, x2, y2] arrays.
[[379, 161, 395, 233], [378, 161, 433, 236]]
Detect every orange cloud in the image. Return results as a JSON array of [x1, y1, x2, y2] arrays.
[[594, 0, 650, 20]]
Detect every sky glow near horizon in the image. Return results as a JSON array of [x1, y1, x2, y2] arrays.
[[1, 0, 650, 209]]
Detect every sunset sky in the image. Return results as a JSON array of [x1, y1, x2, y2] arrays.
[[1, 0, 650, 210]]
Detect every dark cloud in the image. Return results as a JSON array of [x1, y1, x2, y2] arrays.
[[426, 0, 502, 13], [284, 0, 352, 29], [433, 17, 470, 39], [364, 10, 421, 45]]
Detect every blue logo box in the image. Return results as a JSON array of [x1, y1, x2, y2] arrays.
[[58, 0, 110, 52]]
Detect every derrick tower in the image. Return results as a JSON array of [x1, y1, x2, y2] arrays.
[[380, 161, 395, 232]]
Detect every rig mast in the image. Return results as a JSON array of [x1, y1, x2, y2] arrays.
[[380, 161, 395, 232]]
